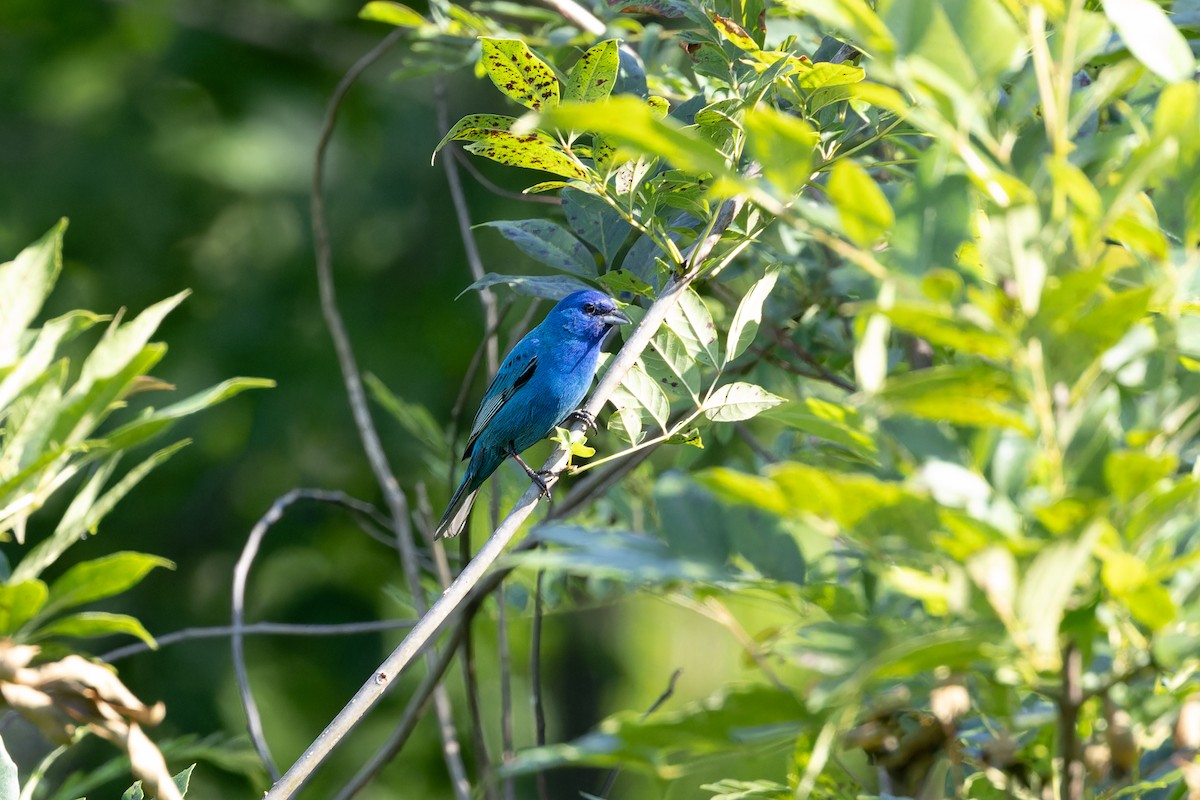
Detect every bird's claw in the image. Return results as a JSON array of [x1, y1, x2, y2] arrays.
[[566, 408, 597, 432], [511, 451, 554, 500]]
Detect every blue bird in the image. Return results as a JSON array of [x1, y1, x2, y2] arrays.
[[435, 289, 631, 539]]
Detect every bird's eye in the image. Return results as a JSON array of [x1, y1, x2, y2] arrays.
[[582, 302, 597, 315]]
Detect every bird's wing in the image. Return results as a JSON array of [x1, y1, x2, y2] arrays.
[[463, 340, 539, 459]]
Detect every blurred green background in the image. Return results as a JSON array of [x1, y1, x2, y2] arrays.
[[0, 2, 767, 797]]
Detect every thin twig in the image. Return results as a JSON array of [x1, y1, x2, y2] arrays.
[[309, 26, 470, 799], [452, 149, 561, 206], [233, 489, 384, 780], [1059, 641, 1084, 800], [535, 0, 605, 34], [531, 561, 550, 800], [497, 583, 516, 800], [102, 619, 416, 664], [597, 669, 683, 797]]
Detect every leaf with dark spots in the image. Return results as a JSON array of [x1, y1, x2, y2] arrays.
[[565, 40, 621, 103], [462, 132, 588, 179], [432, 114, 518, 159], [480, 38, 560, 111]]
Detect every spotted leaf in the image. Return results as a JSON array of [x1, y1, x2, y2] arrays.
[[480, 38, 560, 111], [565, 40, 620, 102], [463, 132, 587, 179]]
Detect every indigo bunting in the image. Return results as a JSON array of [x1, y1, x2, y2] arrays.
[[435, 289, 631, 539]]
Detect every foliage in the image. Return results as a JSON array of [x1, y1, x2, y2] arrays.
[[0, 223, 271, 798], [363, 0, 1200, 797]]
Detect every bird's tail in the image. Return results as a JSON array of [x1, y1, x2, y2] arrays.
[[434, 479, 479, 539]]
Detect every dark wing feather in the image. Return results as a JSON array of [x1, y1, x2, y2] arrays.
[[463, 350, 538, 459]]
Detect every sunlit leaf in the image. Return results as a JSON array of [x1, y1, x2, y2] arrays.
[[433, 114, 518, 156], [43, 551, 174, 617], [0, 579, 48, 634], [359, 1, 427, 27], [463, 132, 588, 179], [479, 38, 560, 111], [565, 40, 620, 102], [1104, 0, 1196, 83], [0, 220, 65, 367], [32, 611, 157, 647], [704, 382, 786, 422], [725, 268, 780, 364], [743, 108, 817, 198], [827, 159, 894, 247]]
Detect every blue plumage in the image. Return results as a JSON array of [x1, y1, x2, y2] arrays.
[[435, 289, 631, 539]]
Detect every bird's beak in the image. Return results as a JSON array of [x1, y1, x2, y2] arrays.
[[600, 308, 632, 326]]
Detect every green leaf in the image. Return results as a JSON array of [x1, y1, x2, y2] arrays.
[[0, 310, 104, 416], [103, 377, 274, 452], [366, 374, 448, 462], [1016, 520, 1103, 670], [725, 267, 780, 364], [869, 302, 1011, 358], [480, 219, 596, 277], [0, 219, 66, 368], [743, 107, 817, 197], [123, 765, 194, 800], [564, 40, 620, 102], [664, 287, 718, 366], [597, 268, 655, 299], [609, 362, 670, 431], [77, 291, 188, 391], [696, 467, 790, 516], [767, 397, 878, 461], [710, 11, 759, 51], [1100, 551, 1176, 630], [0, 579, 48, 634], [513, 524, 730, 583], [433, 114, 518, 156], [504, 682, 806, 776], [645, 327, 701, 400], [463, 132, 587, 179], [562, 188, 632, 266], [32, 611, 157, 647], [700, 779, 790, 800], [43, 551, 174, 617], [479, 38, 560, 111], [704, 382, 786, 422], [13, 441, 189, 582], [879, 364, 1029, 432], [359, 1, 426, 27], [1103, 0, 1196, 83], [459, 272, 592, 300], [532, 98, 735, 182], [1104, 451, 1177, 506], [827, 159, 894, 247]]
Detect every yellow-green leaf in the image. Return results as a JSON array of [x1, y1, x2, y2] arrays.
[[433, 114, 518, 157], [743, 107, 817, 197], [480, 38, 560, 111], [359, 1, 426, 27], [464, 132, 587, 179], [565, 40, 620, 102], [828, 159, 894, 246]]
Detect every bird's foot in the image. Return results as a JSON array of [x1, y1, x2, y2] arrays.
[[511, 452, 554, 499], [566, 408, 597, 432]]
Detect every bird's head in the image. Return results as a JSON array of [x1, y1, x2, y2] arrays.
[[551, 290, 631, 341]]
